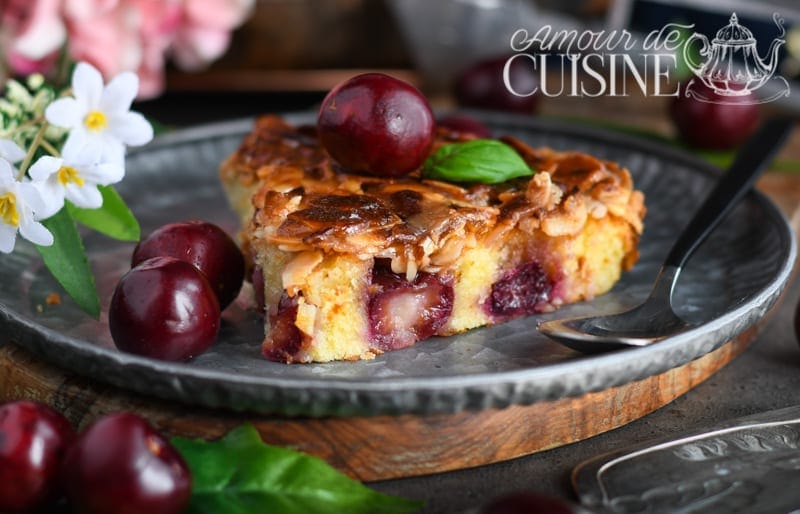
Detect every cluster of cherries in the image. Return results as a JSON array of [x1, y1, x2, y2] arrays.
[[109, 220, 245, 362], [0, 399, 586, 514], [0, 400, 189, 514]]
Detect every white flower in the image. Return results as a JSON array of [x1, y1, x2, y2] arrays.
[[29, 137, 124, 218], [45, 62, 153, 164], [0, 139, 26, 164], [0, 160, 54, 253]]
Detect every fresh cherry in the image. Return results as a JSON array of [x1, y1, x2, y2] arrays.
[[479, 491, 581, 514], [132, 220, 244, 309], [437, 114, 492, 138], [0, 401, 75, 513], [109, 256, 220, 361], [454, 55, 540, 114], [317, 73, 435, 177], [62, 412, 190, 514], [669, 82, 761, 150]]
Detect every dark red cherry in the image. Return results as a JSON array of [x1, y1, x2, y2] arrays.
[[437, 114, 492, 138], [62, 413, 190, 514], [479, 491, 581, 514], [263, 292, 304, 363], [367, 264, 454, 350], [454, 55, 540, 114], [669, 82, 761, 150], [317, 73, 435, 177], [109, 256, 220, 361], [0, 401, 75, 513], [488, 261, 553, 318], [132, 220, 245, 309]]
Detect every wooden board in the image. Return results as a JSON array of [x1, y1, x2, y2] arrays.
[[0, 329, 758, 481]]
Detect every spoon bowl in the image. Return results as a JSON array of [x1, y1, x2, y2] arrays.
[[538, 118, 794, 353], [539, 266, 693, 353]]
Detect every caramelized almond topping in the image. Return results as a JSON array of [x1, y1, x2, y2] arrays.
[[233, 115, 645, 277]]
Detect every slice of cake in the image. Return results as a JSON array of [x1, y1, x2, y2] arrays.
[[220, 115, 645, 363]]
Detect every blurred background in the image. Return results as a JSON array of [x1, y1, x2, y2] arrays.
[[138, 0, 800, 134]]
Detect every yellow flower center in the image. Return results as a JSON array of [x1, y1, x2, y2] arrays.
[[0, 192, 20, 227], [83, 110, 107, 132], [58, 166, 85, 187]]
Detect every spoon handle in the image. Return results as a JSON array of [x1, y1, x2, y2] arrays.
[[664, 118, 794, 269]]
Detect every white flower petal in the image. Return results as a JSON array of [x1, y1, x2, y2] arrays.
[[81, 162, 124, 185], [19, 182, 59, 219], [99, 137, 126, 166], [28, 180, 64, 219], [61, 130, 91, 155], [60, 133, 86, 159], [101, 71, 139, 114], [62, 135, 103, 167], [72, 62, 104, 108], [28, 155, 63, 181], [19, 218, 54, 246], [45, 97, 83, 128], [66, 183, 102, 209], [108, 111, 153, 146], [0, 160, 15, 186], [0, 224, 17, 253], [0, 140, 27, 163]]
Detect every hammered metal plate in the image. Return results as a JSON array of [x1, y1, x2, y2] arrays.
[[0, 112, 794, 416]]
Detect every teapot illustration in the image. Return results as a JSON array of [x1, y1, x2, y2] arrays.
[[683, 13, 786, 97]]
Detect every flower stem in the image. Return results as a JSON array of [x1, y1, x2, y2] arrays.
[[18, 121, 50, 179], [40, 138, 60, 157]]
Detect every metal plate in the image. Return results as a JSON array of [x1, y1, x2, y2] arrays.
[[572, 405, 800, 513], [0, 112, 794, 417]]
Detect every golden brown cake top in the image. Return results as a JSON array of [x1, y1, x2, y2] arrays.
[[223, 115, 645, 276]]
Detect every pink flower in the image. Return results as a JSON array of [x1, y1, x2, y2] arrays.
[[171, 0, 255, 70], [130, 0, 184, 97], [0, 0, 66, 75], [1, 0, 254, 99], [64, 0, 184, 98], [66, 6, 141, 80], [62, 0, 120, 20]]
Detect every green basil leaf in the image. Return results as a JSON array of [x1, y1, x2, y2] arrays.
[[172, 425, 423, 514], [66, 185, 140, 242], [35, 208, 100, 318], [422, 139, 534, 184]]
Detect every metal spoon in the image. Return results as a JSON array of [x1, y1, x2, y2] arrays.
[[538, 117, 794, 353]]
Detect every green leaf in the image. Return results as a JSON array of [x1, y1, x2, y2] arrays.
[[172, 425, 423, 514], [422, 139, 534, 184], [66, 185, 140, 242], [35, 208, 100, 318]]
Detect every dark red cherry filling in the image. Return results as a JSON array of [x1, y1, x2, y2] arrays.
[[487, 261, 553, 319], [367, 263, 454, 351], [263, 292, 304, 362], [252, 265, 265, 313]]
